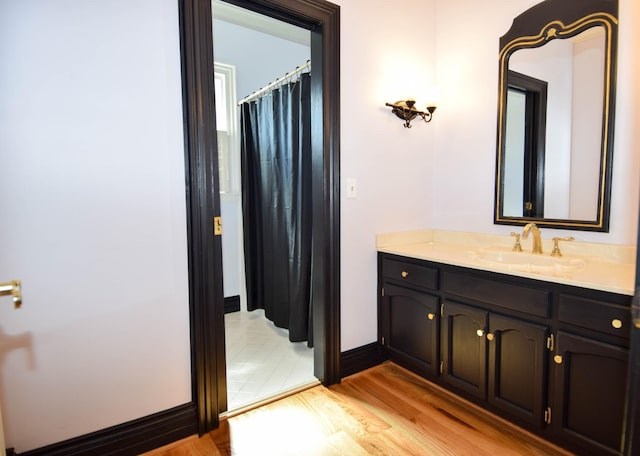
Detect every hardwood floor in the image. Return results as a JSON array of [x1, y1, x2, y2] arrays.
[[143, 362, 573, 455]]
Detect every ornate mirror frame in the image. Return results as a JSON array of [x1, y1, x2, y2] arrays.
[[494, 0, 618, 231]]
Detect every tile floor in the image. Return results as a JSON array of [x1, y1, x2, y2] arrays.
[[224, 309, 317, 411]]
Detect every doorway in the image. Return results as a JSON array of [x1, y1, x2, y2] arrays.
[[212, 1, 318, 413], [503, 70, 548, 219], [179, 0, 341, 433]]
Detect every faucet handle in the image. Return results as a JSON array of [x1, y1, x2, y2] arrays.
[[551, 236, 575, 257], [510, 232, 523, 252]]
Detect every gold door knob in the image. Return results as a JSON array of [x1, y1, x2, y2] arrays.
[[486, 333, 494, 341], [401, 271, 409, 278], [476, 329, 485, 337], [427, 313, 435, 320], [554, 355, 563, 364], [611, 319, 623, 329]]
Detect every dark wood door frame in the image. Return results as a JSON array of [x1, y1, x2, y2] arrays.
[[179, 0, 341, 434]]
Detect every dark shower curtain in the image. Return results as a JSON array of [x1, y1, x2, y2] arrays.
[[240, 72, 313, 345]]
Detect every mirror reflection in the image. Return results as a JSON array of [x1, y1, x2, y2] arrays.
[[494, 0, 618, 232], [504, 27, 605, 221]]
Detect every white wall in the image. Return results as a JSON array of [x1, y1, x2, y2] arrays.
[[0, 0, 191, 451], [611, 0, 640, 242], [334, 0, 438, 351]]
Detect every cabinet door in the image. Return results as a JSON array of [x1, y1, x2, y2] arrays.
[[441, 301, 488, 400], [553, 331, 628, 455], [382, 283, 439, 377], [487, 314, 547, 427]]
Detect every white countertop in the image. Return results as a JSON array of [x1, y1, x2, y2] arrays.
[[377, 230, 637, 296]]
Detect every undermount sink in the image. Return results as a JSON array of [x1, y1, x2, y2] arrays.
[[468, 247, 586, 274]]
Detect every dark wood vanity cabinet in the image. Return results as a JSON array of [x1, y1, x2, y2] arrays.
[[382, 283, 439, 377], [553, 332, 628, 455], [440, 301, 548, 428], [551, 293, 631, 455], [487, 313, 548, 427], [441, 301, 487, 401], [378, 252, 631, 456], [379, 257, 440, 378], [439, 269, 551, 428]]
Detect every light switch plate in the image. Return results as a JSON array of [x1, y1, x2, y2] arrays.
[[346, 178, 357, 198]]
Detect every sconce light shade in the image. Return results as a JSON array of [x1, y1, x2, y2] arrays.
[[385, 100, 437, 128]]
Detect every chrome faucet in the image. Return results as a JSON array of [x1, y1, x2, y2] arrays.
[[522, 223, 543, 254]]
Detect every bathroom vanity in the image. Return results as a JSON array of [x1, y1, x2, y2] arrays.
[[377, 230, 635, 456]]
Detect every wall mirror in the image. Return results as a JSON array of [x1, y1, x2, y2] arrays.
[[494, 0, 618, 231]]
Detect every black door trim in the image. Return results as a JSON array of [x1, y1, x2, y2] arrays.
[[179, 0, 227, 434]]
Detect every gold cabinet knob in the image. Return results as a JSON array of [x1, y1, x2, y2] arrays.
[[612, 319, 623, 329], [486, 333, 494, 341], [554, 355, 563, 364], [401, 271, 409, 278], [427, 313, 435, 320], [476, 329, 485, 337]]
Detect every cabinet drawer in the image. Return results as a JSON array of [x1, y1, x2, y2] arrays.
[[442, 272, 550, 318], [382, 258, 438, 290], [558, 294, 630, 338]]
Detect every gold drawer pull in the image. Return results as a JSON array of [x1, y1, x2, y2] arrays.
[[486, 333, 494, 341], [476, 329, 485, 337], [554, 355, 563, 364], [401, 271, 409, 278], [612, 319, 623, 329], [427, 313, 435, 320]]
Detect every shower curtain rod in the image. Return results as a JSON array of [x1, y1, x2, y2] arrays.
[[237, 60, 311, 105]]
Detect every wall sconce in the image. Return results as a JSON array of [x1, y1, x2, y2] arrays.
[[385, 100, 437, 128]]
